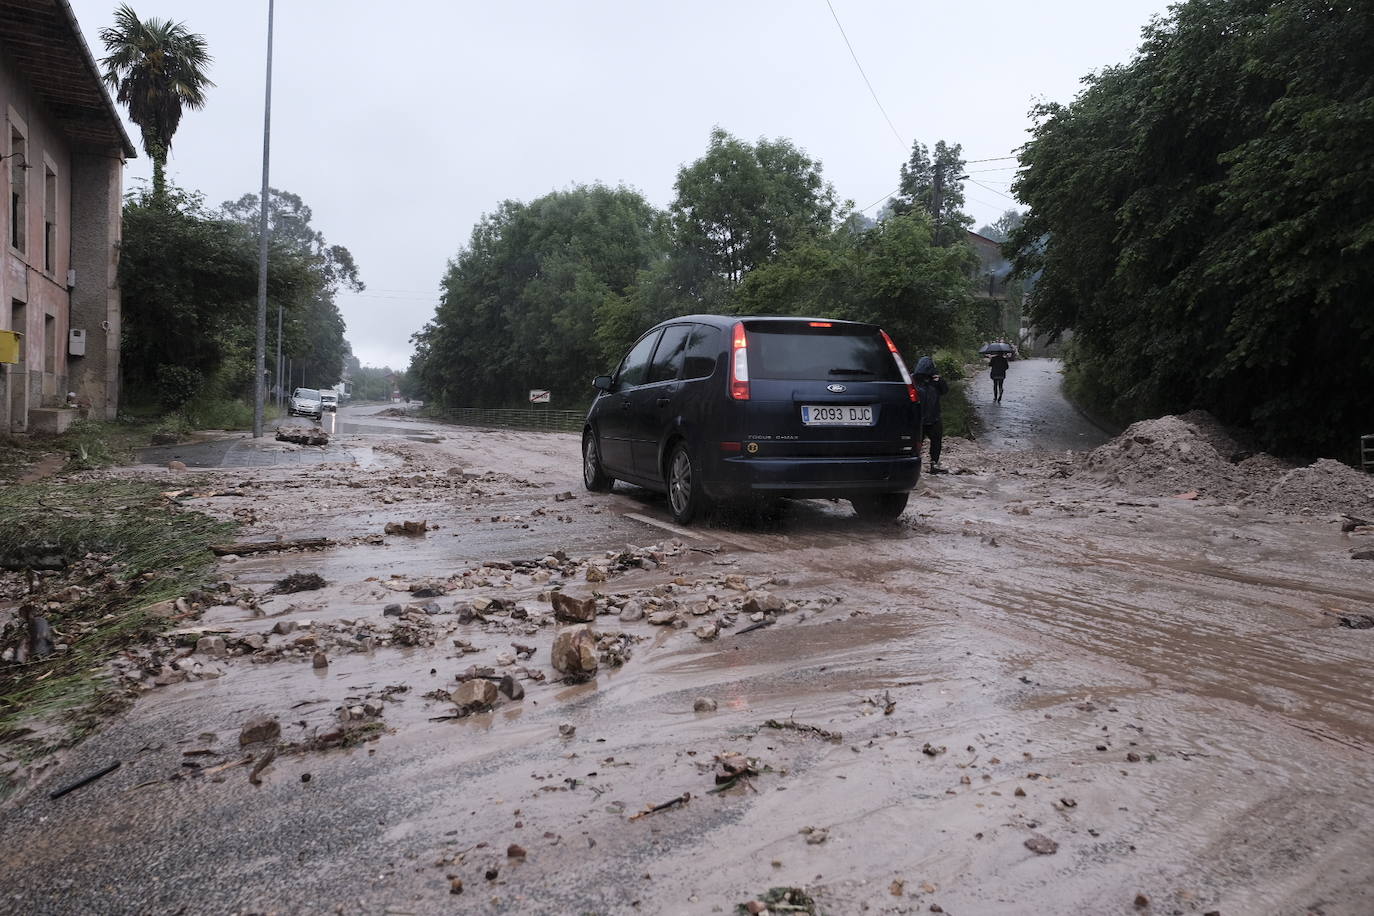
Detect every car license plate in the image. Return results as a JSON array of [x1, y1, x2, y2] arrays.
[[801, 405, 874, 426]]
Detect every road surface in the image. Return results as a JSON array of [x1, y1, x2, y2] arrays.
[[3, 403, 1372, 915], [969, 357, 1113, 451]]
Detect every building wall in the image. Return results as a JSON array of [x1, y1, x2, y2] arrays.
[[0, 46, 121, 431]]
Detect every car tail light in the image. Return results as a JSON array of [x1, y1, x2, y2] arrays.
[[880, 330, 918, 403], [808, 321, 832, 327], [729, 322, 749, 400]]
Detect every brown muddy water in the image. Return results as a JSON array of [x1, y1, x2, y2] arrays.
[[2, 406, 1372, 915]]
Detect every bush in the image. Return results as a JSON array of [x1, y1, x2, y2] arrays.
[[154, 365, 205, 414]]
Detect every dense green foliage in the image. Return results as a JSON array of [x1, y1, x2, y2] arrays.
[[733, 211, 980, 354], [119, 185, 360, 413], [670, 127, 837, 298], [410, 184, 668, 407], [890, 141, 973, 245], [410, 130, 991, 407], [1009, 0, 1373, 457], [99, 4, 213, 200], [222, 188, 362, 388]]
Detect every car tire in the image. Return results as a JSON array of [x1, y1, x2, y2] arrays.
[[666, 441, 708, 525], [851, 492, 909, 520], [583, 431, 614, 493]]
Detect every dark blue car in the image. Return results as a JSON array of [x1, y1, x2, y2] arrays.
[[582, 315, 923, 523]]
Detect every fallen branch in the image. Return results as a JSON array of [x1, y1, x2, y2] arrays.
[[1342, 514, 1372, 532], [735, 620, 773, 636], [248, 746, 277, 785], [212, 537, 335, 556], [48, 760, 120, 799], [627, 791, 691, 820], [762, 719, 843, 744]]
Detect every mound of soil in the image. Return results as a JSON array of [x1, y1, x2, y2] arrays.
[[1267, 459, 1374, 516], [1082, 412, 1262, 501], [1081, 411, 1373, 514]]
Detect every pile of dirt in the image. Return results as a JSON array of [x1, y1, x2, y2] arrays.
[[1081, 411, 1373, 514], [1082, 412, 1266, 501], [1267, 459, 1374, 516]]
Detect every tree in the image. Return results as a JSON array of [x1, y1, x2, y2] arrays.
[[409, 185, 668, 407], [891, 140, 972, 245], [221, 189, 363, 387], [976, 209, 1024, 243], [670, 128, 837, 298], [99, 4, 213, 201], [1008, 0, 1374, 458], [734, 210, 979, 355], [118, 185, 306, 400]]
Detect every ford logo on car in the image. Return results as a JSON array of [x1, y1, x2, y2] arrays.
[[827, 384, 847, 393]]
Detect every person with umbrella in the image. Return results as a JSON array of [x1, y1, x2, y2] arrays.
[[912, 356, 949, 474], [980, 342, 1013, 403]]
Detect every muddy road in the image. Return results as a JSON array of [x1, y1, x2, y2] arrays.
[[3, 404, 1373, 915]]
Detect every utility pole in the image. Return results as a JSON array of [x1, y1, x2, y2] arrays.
[[930, 165, 943, 219], [252, 0, 275, 438]]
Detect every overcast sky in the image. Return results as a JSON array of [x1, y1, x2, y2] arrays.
[[68, 0, 1170, 371]]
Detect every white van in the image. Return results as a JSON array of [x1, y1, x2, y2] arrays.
[[320, 390, 339, 412]]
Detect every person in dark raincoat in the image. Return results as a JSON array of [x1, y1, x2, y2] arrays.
[[913, 356, 949, 474], [988, 352, 1009, 403]]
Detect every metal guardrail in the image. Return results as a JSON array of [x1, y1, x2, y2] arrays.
[[427, 406, 585, 433]]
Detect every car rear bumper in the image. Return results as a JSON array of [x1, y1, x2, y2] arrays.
[[703, 454, 922, 500]]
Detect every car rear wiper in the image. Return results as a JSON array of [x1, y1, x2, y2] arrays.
[[828, 368, 876, 375]]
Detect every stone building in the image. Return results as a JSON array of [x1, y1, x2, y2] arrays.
[[1, 0, 133, 433]]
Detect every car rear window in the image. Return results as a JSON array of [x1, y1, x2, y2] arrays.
[[743, 322, 901, 382]]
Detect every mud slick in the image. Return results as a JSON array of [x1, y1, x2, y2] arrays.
[[3, 401, 1374, 915], [1082, 410, 1373, 514]]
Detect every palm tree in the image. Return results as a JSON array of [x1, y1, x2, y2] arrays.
[[99, 4, 214, 201]]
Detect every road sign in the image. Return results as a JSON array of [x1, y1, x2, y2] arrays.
[[529, 389, 551, 404]]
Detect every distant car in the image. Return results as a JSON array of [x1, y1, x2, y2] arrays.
[[582, 315, 923, 523], [289, 387, 323, 419], [319, 391, 339, 412]]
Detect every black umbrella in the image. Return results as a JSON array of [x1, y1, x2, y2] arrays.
[[979, 342, 1014, 355]]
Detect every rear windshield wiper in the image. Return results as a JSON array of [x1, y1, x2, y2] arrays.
[[828, 368, 877, 375]]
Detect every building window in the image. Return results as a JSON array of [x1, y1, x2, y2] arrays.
[[44, 314, 55, 373], [9, 125, 26, 253], [44, 166, 57, 273]]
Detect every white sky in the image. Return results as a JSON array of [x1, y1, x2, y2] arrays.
[[68, 0, 1170, 370]]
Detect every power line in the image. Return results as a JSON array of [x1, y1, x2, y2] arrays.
[[967, 177, 1020, 204], [824, 0, 906, 151], [857, 188, 901, 212], [964, 155, 1018, 164]]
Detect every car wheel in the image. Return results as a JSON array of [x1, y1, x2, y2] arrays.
[[583, 431, 614, 493], [851, 492, 909, 520], [666, 442, 708, 524]]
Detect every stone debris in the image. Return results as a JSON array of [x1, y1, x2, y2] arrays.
[[195, 635, 227, 657], [550, 591, 596, 623], [452, 678, 499, 711], [239, 714, 280, 746], [1024, 834, 1059, 855], [383, 520, 429, 536], [275, 426, 329, 446], [558, 723, 576, 738], [268, 572, 327, 595], [551, 625, 598, 679], [694, 697, 718, 713]]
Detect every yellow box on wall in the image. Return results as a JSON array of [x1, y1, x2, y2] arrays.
[[0, 330, 21, 364]]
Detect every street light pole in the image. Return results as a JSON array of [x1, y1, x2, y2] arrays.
[[252, 0, 275, 438]]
